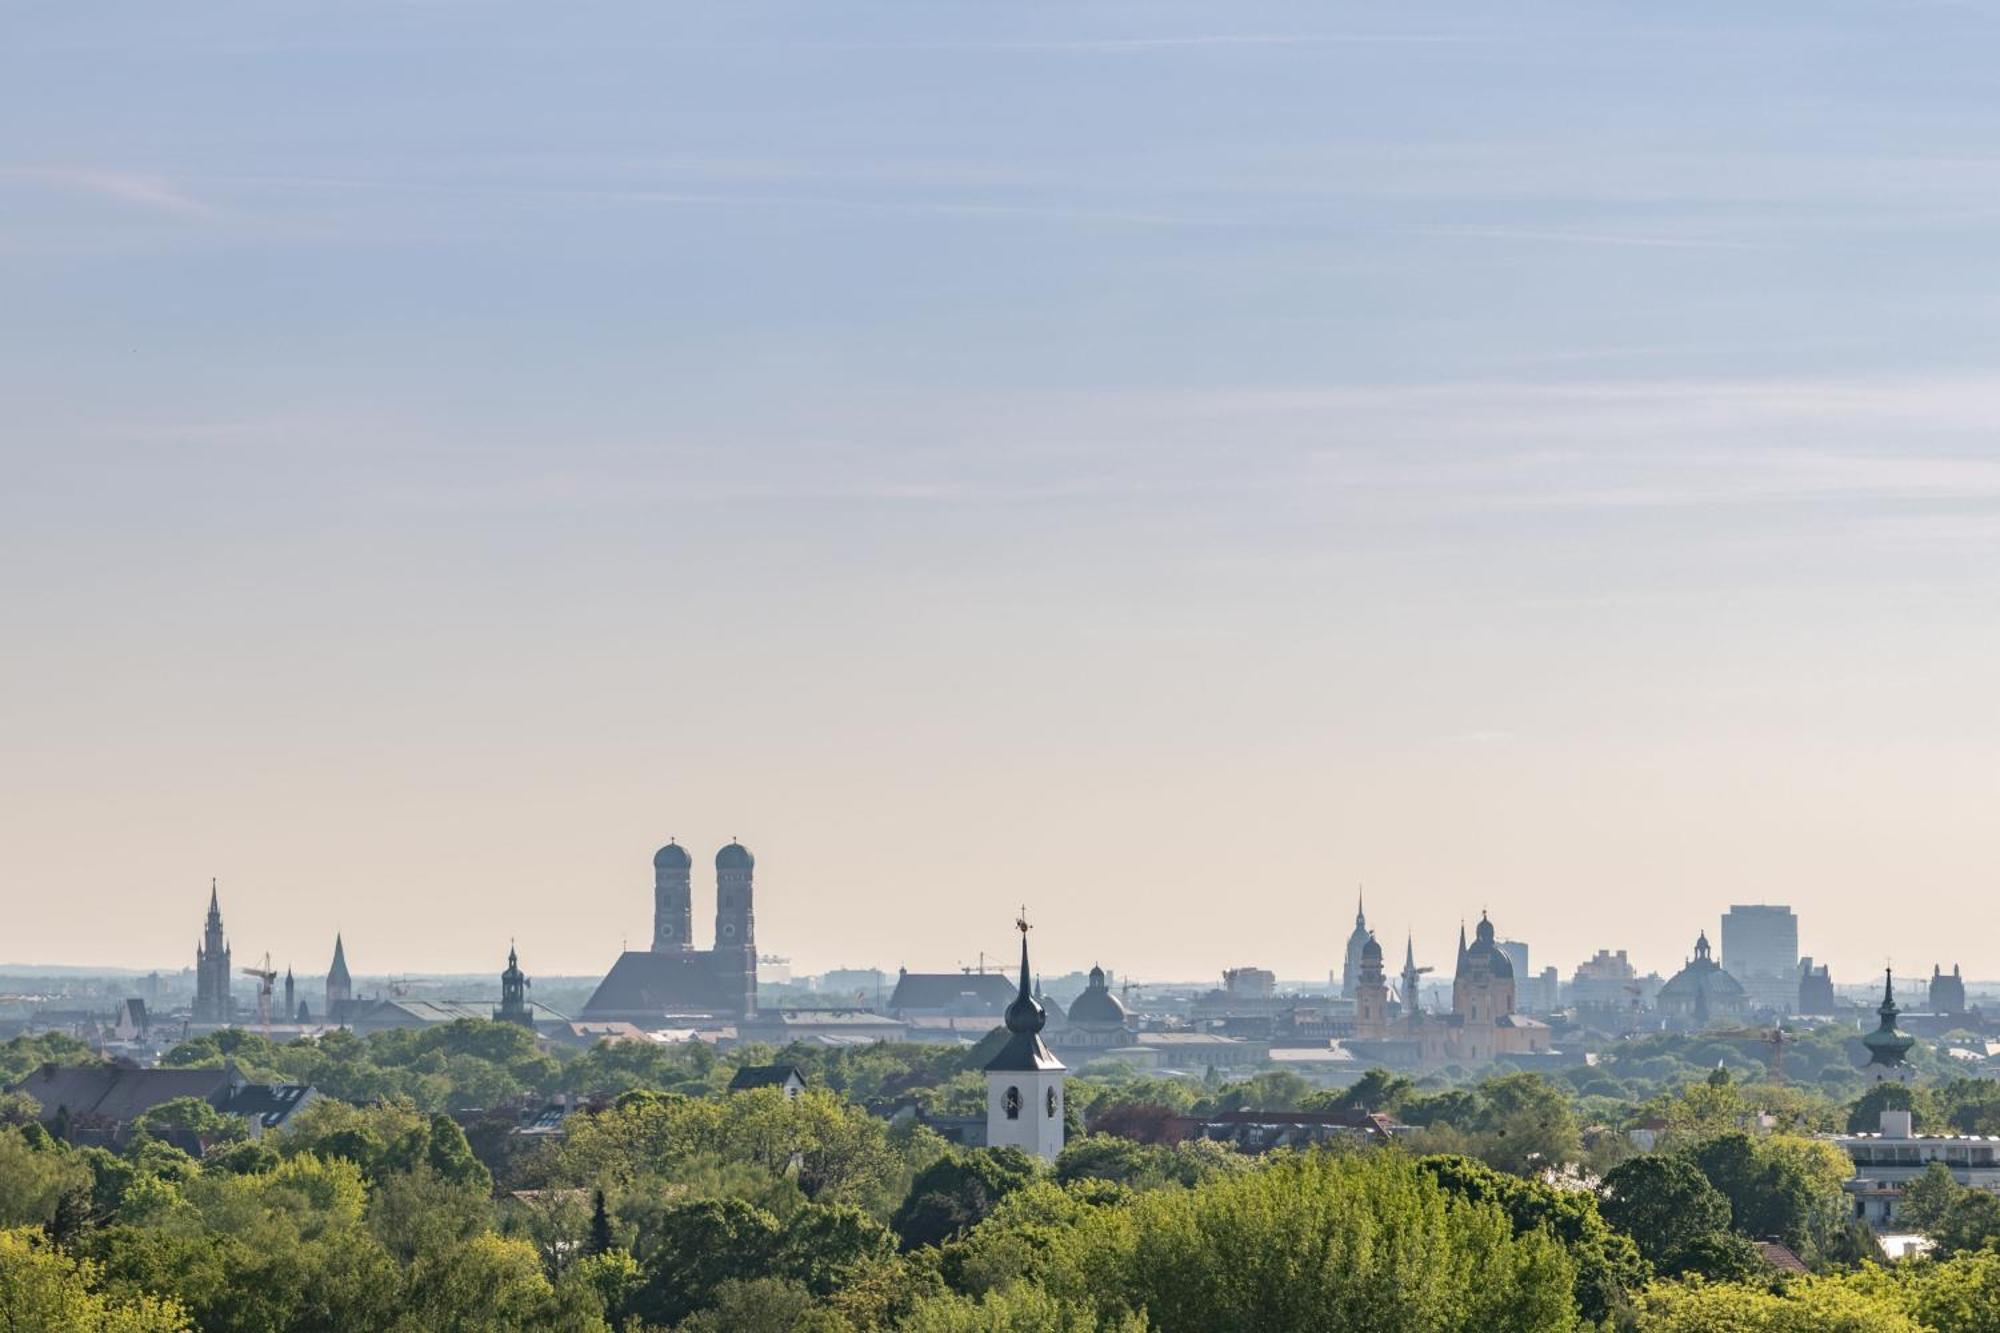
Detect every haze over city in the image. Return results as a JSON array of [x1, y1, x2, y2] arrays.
[[9, 0, 2000, 981]]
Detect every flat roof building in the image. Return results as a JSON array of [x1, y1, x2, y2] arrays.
[[1721, 905, 1799, 1013]]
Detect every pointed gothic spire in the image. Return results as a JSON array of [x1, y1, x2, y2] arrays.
[[1355, 887, 1366, 928], [1404, 933, 1417, 968]]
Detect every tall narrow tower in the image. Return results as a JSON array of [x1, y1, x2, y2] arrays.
[[1863, 969, 1916, 1084], [1354, 934, 1388, 1037], [1401, 934, 1431, 1030], [283, 967, 295, 1024], [325, 934, 353, 1018], [495, 944, 534, 1028], [714, 842, 757, 1017], [984, 912, 1066, 1162], [193, 880, 233, 1024], [1341, 891, 1371, 999], [651, 841, 694, 952]]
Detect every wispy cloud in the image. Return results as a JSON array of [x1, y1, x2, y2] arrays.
[[1416, 223, 1766, 251], [790, 33, 1476, 54], [0, 167, 221, 221]]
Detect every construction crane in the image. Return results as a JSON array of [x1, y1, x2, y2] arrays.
[[1762, 1026, 1795, 1082], [1714, 1026, 1795, 1082], [240, 952, 278, 1038]]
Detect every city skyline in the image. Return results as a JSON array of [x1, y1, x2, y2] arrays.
[[2, 861, 1977, 994], [11, 2, 2000, 979]]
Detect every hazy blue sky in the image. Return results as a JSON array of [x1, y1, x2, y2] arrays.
[[7, 2, 2000, 986]]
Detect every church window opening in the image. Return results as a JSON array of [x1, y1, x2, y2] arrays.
[[1046, 1087, 1058, 1118], [1004, 1086, 1022, 1120]]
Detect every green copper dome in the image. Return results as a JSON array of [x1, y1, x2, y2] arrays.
[[1863, 969, 1915, 1068]]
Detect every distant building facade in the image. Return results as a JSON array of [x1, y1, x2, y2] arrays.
[[1569, 949, 1662, 1031], [11, 1063, 315, 1147], [1798, 957, 1836, 1015], [1931, 964, 1968, 1018], [1223, 967, 1278, 1000], [1720, 905, 1799, 1013], [581, 841, 760, 1023], [192, 881, 232, 1025], [1496, 940, 1560, 1015], [885, 969, 1017, 1019], [1842, 1108, 2000, 1229], [1352, 915, 1550, 1065]]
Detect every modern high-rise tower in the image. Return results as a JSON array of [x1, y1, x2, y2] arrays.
[[1720, 905, 1799, 1013]]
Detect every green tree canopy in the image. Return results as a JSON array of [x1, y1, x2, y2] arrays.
[[1599, 1154, 1734, 1277]]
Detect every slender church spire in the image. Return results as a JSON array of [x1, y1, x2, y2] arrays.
[[984, 908, 1065, 1162], [1006, 909, 1043, 1033], [325, 932, 353, 1016]]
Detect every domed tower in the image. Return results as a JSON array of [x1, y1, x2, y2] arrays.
[[1864, 969, 1916, 1084], [984, 912, 1066, 1161], [1354, 934, 1389, 1037], [1341, 891, 1371, 999], [1065, 964, 1131, 1048], [1452, 914, 1516, 1025], [714, 841, 757, 1017], [651, 841, 694, 953]]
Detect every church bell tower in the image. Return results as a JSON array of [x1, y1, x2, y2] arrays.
[[652, 841, 694, 952], [714, 841, 757, 1017], [984, 912, 1066, 1162]]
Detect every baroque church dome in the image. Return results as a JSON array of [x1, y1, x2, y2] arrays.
[[1462, 915, 1514, 979], [1067, 965, 1129, 1027], [1658, 932, 1745, 1014], [716, 842, 755, 871], [654, 842, 692, 870]]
